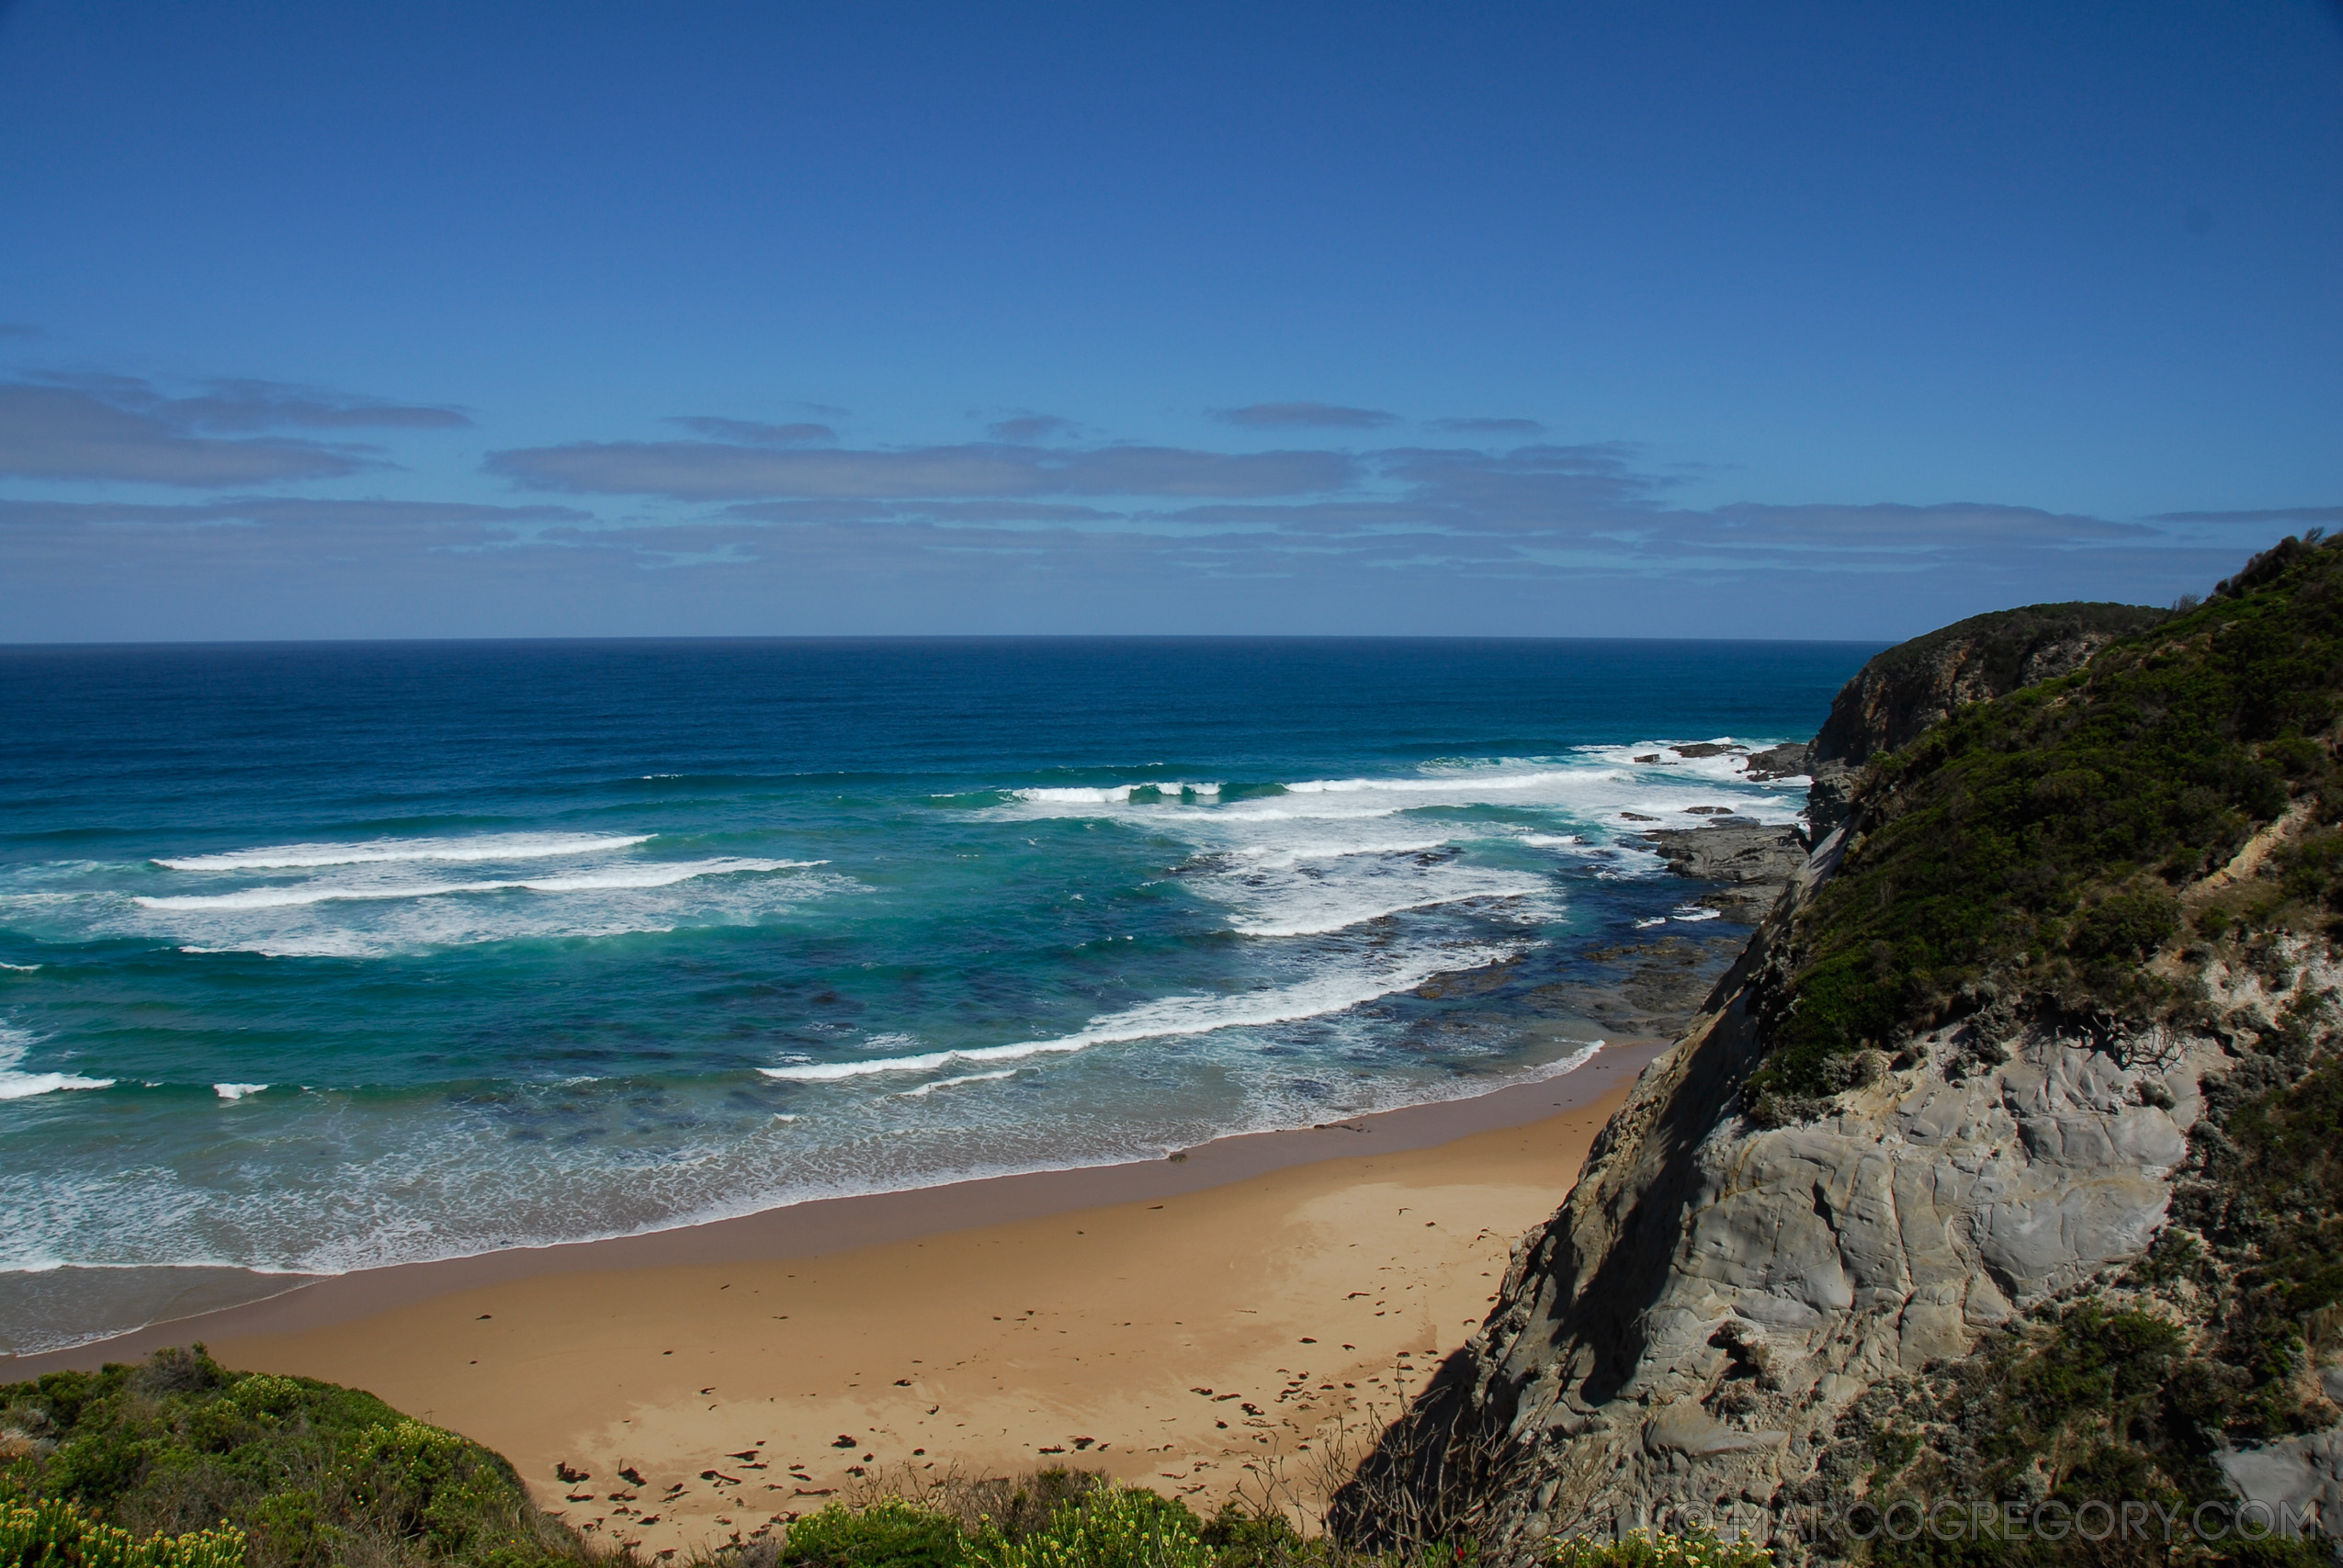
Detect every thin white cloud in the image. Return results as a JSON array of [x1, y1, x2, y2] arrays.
[[2150, 504, 2343, 525], [1211, 401, 1398, 430], [486, 439, 1356, 501], [984, 413, 1079, 442], [0, 384, 380, 486], [666, 416, 837, 446], [1428, 416, 1544, 435], [0, 497, 589, 528]]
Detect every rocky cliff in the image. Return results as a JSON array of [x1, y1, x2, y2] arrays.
[[1340, 537, 2343, 1558], [1804, 602, 2169, 840]]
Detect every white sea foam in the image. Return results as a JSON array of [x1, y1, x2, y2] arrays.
[[1228, 836, 1453, 868], [1280, 769, 1613, 795], [898, 1069, 1020, 1097], [0, 1071, 114, 1100], [1197, 822, 1554, 939], [1580, 739, 1811, 789], [139, 864, 862, 958], [1211, 805, 1413, 823], [0, 963, 39, 972], [760, 942, 1515, 1083], [154, 833, 656, 871], [134, 858, 820, 911], [1014, 782, 1220, 804], [1227, 882, 1549, 938], [213, 1083, 268, 1100], [1522, 834, 1584, 848], [1672, 908, 1724, 922], [0, 1026, 112, 1100], [1002, 758, 1803, 837]]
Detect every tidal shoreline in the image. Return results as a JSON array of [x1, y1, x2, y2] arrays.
[[58, 1048, 1648, 1557], [3, 1039, 1662, 1376]]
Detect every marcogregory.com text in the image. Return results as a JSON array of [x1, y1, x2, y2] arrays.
[[1605, 1497, 2325, 1546]]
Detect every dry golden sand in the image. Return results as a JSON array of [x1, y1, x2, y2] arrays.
[[190, 1079, 1631, 1560]]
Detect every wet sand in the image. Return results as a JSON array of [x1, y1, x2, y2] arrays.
[[6, 1043, 1659, 1559]]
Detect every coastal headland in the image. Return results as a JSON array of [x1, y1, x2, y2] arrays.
[[6, 1043, 1657, 1558]]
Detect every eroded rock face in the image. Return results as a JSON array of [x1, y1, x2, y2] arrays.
[[1335, 844, 2245, 1557], [2221, 1430, 2343, 1530]]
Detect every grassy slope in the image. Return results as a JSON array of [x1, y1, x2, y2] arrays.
[[1752, 533, 2343, 1113]]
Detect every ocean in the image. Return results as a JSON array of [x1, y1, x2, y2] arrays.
[[0, 637, 1878, 1353]]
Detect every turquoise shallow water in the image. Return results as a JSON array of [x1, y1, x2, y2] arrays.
[[0, 637, 1878, 1348]]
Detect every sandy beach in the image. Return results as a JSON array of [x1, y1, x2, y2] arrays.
[[6, 1045, 1656, 1559]]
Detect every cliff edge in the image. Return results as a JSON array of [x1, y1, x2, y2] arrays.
[[1804, 602, 2168, 840], [1340, 536, 2343, 1557]]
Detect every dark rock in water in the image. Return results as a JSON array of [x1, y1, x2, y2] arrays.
[[1631, 753, 1663, 764], [1526, 934, 1746, 1044], [1805, 602, 2166, 837], [1670, 742, 1737, 758], [1740, 740, 1810, 780], [1638, 823, 1805, 886], [1618, 810, 1660, 822], [1682, 805, 1731, 815]]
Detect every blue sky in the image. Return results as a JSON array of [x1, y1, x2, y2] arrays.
[[0, 1, 2337, 641]]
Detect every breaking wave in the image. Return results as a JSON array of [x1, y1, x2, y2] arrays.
[[761, 942, 1518, 1082], [134, 858, 821, 911], [154, 833, 657, 871]]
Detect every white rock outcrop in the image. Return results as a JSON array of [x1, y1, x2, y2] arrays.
[[1340, 833, 2266, 1555]]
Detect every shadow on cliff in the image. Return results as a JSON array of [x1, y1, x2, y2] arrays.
[[1329, 919, 1788, 1550]]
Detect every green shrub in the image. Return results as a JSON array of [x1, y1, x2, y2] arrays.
[[0, 1350, 585, 1568], [0, 1495, 246, 1568], [784, 1499, 968, 1568], [1196, 1506, 1316, 1568], [971, 1486, 1213, 1568], [2066, 890, 2180, 964], [1545, 1529, 1771, 1568]]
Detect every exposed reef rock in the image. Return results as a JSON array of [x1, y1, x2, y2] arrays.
[[1638, 824, 1806, 888], [1804, 602, 2168, 839], [1636, 823, 1807, 920], [1741, 743, 1811, 783], [1535, 934, 1753, 1044], [1340, 539, 2343, 1558]]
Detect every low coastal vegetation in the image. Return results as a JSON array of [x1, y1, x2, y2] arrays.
[[0, 1349, 1753, 1568], [1751, 531, 2343, 1117], [0, 1348, 587, 1568]]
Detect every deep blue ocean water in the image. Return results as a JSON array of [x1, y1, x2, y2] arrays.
[[0, 637, 1879, 1349]]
